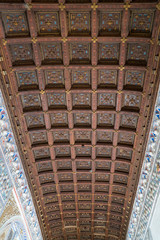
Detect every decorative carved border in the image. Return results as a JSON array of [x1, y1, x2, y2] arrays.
[[127, 85, 160, 239], [0, 89, 42, 240]]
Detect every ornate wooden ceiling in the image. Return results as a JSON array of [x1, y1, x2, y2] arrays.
[[0, 0, 160, 240]]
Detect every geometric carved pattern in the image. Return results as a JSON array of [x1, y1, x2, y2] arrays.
[[130, 10, 154, 37], [58, 173, 73, 182], [111, 205, 123, 214], [116, 148, 133, 160], [111, 196, 124, 206], [40, 43, 62, 64], [55, 146, 71, 157], [77, 173, 91, 181], [98, 70, 117, 88], [97, 93, 116, 109], [96, 147, 112, 158], [47, 93, 66, 109], [1, 2, 158, 240], [74, 112, 92, 127], [113, 175, 128, 185], [118, 132, 135, 146], [95, 184, 109, 193], [112, 185, 126, 195], [70, 43, 90, 63], [124, 70, 145, 90], [95, 173, 110, 182], [29, 131, 48, 145], [115, 162, 130, 174], [72, 93, 91, 109], [53, 130, 70, 143], [76, 161, 92, 170], [16, 71, 38, 90], [97, 113, 115, 128], [99, 43, 119, 64], [44, 70, 64, 88], [71, 70, 91, 88], [50, 113, 68, 127], [78, 185, 92, 192], [122, 94, 141, 111], [68, 12, 90, 36], [2, 12, 29, 37], [74, 130, 91, 143], [120, 114, 138, 130], [25, 114, 45, 129], [75, 146, 92, 157], [127, 43, 149, 65], [9, 44, 33, 65], [99, 11, 122, 36], [39, 173, 54, 185], [56, 160, 72, 170], [36, 161, 53, 173], [96, 131, 113, 143], [33, 148, 50, 160], [21, 94, 42, 111], [35, 12, 60, 35]]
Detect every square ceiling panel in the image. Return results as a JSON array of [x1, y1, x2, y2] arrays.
[[98, 43, 120, 64], [126, 43, 150, 66], [2, 11, 29, 37], [71, 70, 91, 89], [70, 43, 91, 64], [35, 11, 60, 35], [99, 11, 122, 36], [129, 10, 154, 37], [98, 69, 118, 89], [9, 43, 34, 66], [16, 70, 39, 90], [68, 11, 91, 36], [44, 70, 65, 88], [40, 42, 63, 64], [0, 1, 159, 240]]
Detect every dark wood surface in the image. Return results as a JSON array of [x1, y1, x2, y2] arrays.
[[0, 0, 160, 239]]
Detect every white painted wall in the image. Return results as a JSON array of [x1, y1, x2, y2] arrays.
[[149, 192, 160, 240]]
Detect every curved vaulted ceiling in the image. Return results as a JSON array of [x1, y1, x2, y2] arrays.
[[0, 0, 160, 240]]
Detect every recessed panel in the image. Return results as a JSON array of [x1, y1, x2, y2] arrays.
[[35, 11, 60, 35], [2, 11, 29, 37], [70, 43, 91, 64], [68, 12, 91, 36], [99, 11, 122, 36], [9, 44, 34, 66]]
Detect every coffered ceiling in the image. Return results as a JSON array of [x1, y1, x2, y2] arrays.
[[0, 0, 160, 240]]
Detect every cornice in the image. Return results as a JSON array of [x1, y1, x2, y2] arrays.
[[127, 83, 160, 239], [0, 89, 43, 240]]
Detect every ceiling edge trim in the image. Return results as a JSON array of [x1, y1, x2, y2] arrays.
[[0, 89, 43, 240], [127, 82, 160, 240]]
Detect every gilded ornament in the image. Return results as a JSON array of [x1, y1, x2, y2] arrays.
[[121, 37, 127, 43], [124, 3, 131, 10], [40, 90, 45, 94], [92, 37, 97, 43], [156, 2, 160, 10], [25, 3, 32, 10], [117, 90, 122, 94], [150, 39, 154, 44], [2, 71, 7, 76], [91, 3, 98, 11], [119, 65, 125, 71], [32, 38, 37, 44], [59, 3, 65, 11], [61, 37, 67, 43], [2, 39, 7, 46], [36, 66, 41, 71]]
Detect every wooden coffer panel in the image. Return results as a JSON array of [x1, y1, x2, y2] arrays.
[[0, 1, 160, 240]]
